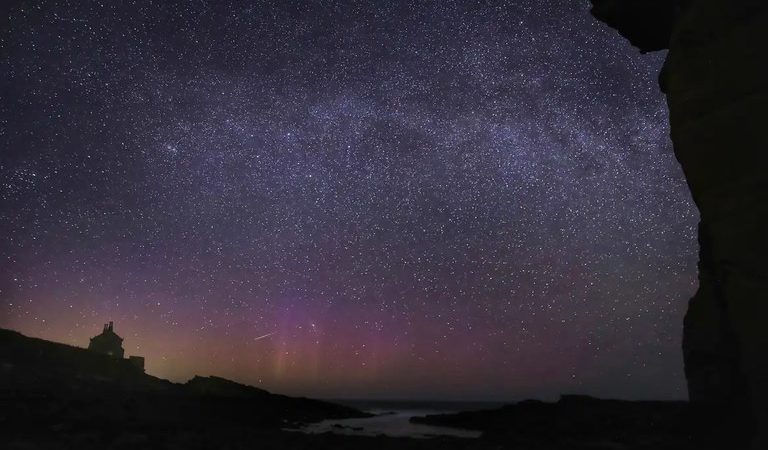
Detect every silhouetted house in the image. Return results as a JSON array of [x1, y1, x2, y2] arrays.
[[88, 321, 125, 358], [86, 321, 145, 372]]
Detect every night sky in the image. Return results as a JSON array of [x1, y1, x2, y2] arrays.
[[0, 1, 698, 401]]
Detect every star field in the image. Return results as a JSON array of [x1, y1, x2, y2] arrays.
[[0, 0, 698, 400]]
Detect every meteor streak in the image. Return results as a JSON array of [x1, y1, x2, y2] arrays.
[[253, 332, 276, 342]]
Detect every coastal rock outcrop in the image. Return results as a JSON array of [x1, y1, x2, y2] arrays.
[[590, 2, 768, 448]]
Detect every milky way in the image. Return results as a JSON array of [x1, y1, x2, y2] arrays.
[[0, 1, 698, 400]]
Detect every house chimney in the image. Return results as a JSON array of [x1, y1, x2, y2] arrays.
[[108, 321, 114, 331]]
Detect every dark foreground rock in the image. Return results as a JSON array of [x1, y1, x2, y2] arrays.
[[3, 429, 489, 450], [412, 395, 692, 449]]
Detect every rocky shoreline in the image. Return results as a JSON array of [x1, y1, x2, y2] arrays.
[[1, 328, 694, 449]]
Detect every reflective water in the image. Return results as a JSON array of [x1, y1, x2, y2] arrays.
[[298, 407, 484, 439]]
